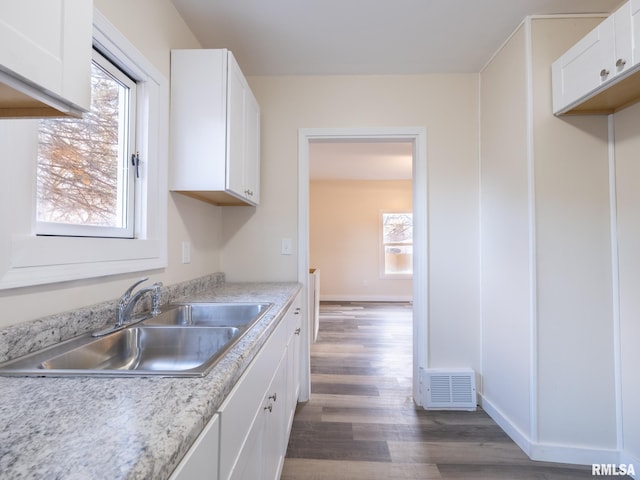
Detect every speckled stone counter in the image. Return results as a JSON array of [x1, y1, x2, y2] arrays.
[[0, 277, 301, 480]]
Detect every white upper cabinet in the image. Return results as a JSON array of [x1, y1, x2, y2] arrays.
[[0, 0, 92, 117], [632, 0, 640, 63], [170, 49, 261, 206], [552, 16, 615, 113], [552, 1, 640, 115]]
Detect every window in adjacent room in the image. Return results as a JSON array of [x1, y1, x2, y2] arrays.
[[381, 212, 413, 278], [36, 48, 137, 238]]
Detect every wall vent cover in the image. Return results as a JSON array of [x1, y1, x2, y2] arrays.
[[421, 368, 476, 411]]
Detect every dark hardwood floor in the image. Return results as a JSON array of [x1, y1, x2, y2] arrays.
[[282, 301, 613, 480]]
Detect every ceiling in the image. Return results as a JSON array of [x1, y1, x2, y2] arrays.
[[309, 141, 413, 181], [170, 0, 623, 76], [170, 0, 623, 179]]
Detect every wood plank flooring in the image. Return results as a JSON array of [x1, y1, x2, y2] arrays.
[[281, 301, 611, 480]]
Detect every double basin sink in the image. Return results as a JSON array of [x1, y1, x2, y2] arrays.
[[0, 302, 272, 377]]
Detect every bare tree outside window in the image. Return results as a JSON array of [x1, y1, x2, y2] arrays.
[[36, 51, 135, 237], [382, 212, 413, 276]]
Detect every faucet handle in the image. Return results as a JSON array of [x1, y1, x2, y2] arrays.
[[150, 282, 163, 315]]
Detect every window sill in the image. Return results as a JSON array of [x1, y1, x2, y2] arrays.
[[0, 235, 165, 289]]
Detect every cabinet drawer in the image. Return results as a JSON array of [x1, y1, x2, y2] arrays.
[[218, 317, 287, 480]]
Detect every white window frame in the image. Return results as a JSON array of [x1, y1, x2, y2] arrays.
[[380, 211, 413, 279], [0, 9, 168, 289], [36, 48, 137, 239]]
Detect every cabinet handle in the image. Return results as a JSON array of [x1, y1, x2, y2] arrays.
[[616, 58, 626, 69], [264, 404, 273, 413], [600, 68, 610, 79], [268, 393, 277, 402], [295, 328, 301, 335]]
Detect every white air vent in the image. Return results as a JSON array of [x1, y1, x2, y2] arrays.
[[421, 368, 477, 411]]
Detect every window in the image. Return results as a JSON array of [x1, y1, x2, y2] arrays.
[[0, 9, 168, 289], [381, 212, 413, 277], [36, 49, 137, 238]]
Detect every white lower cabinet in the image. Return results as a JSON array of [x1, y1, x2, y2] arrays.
[[171, 292, 303, 480], [221, 292, 301, 480], [257, 351, 287, 480], [285, 297, 302, 433], [170, 414, 220, 480]]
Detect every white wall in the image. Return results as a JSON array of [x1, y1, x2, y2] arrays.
[[0, 0, 222, 328], [480, 24, 533, 441], [480, 16, 619, 462], [224, 74, 481, 372], [531, 18, 616, 450], [309, 179, 412, 301], [613, 102, 640, 468]]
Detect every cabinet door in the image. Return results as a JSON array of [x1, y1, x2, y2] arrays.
[[631, 0, 640, 66], [244, 89, 261, 204], [170, 49, 227, 192], [226, 52, 248, 202], [170, 414, 220, 480], [614, 2, 633, 73], [218, 316, 287, 480], [286, 299, 302, 432], [262, 351, 287, 480], [0, 0, 91, 115], [228, 414, 263, 480], [552, 16, 615, 113]]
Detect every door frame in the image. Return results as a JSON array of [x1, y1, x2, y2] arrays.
[[298, 127, 428, 405]]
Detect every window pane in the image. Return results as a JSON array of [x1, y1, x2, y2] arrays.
[[381, 212, 413, 276], [384, 245, 413, 275], [383, 213, 412, 244], [36, 53, 132, 233]]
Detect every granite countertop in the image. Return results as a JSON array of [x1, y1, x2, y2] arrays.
[[0, 281, 301, 480]]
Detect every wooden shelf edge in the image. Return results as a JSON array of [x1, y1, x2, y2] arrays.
[[558, 66, 640, 116], [172, 190, 256, 207]]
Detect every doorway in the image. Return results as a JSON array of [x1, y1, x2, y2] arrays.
[[298, 127, 428, 405]]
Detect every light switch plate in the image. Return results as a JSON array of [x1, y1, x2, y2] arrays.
[[281, 238, 292, 255], [182, 241, 191, 264]]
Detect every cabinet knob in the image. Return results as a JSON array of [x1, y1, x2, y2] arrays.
[[269, 393, 277, 402], [295, 328, 301, 335], [600, 68, 610, 79], [264, 404, 273, 413], [616, 58, 626, 69]]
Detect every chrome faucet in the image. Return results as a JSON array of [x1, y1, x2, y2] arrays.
[[116, 277, 163, 327], [93, 278, 163, 337]]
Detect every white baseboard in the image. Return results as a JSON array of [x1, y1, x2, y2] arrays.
[[319, 294, 413, 302], [480, 394, 622, 467], [479, 394, 532, 457]]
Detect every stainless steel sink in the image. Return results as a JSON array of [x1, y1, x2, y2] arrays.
[[43, 326, 239, 373], [142, 302, 272, 328], [0, 302, 273, 377]]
